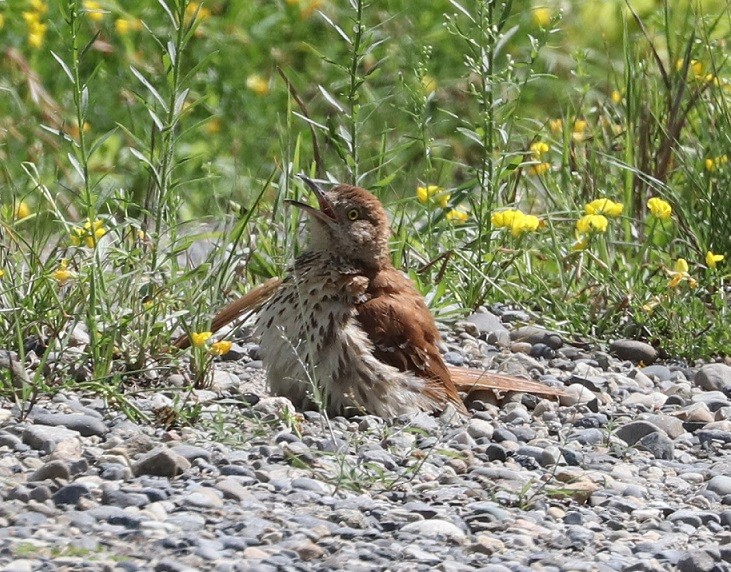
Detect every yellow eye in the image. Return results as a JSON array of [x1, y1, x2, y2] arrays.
[[347, 208, 360, 221]]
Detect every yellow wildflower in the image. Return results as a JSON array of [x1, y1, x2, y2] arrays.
[[668, 258, 697, 289], [445, 209, 469, 223], [530, 141, 550, 158], [492, 209, 522, 229], [14, 202, 31, 219], [572, 119, 588, 142], [492, 209, 539, 237], [209, 340, 233, 356], [83, 0, 104, 21], [548, 119, 563, 133], [576, 214, 608, 234], [185, 1, 211, 21], [30, 0, 47, 13], [532, 7, 551, 28], [647, 197, 672, 220], [0, 269, 4, 279], [190, 331, 212, 348], [706, 251, 724, 269], [585, 198, 623, 218], [52, 259, 75, 285], [511, 213, 539, 237], [23, 11, 47, 49], [115, 18, 142, 35], [416, 185, 449, 208], [611, 90, 622, 104], [70, 218, 107, 248], [530, 162, 551, 176], [705, 154, 728, 172], [422, 74, 437, 95], [246, 74, 269, 96]]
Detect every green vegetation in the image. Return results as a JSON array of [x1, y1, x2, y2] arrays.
[[1, 0, 729, 405]]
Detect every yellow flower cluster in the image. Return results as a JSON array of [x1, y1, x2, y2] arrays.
[[705, 154, 728, 172], [667, 258, 697, 289], [492, 209, 540, 237], [529, 141, 550, 175], [190, 331, 232, 356], [53, 259, 75, 285], [706, 251, 724, 269], [185, 1, 212, 22], [532, 7, 551, 28], [647, 197, 672, 220], [23, 0, 48, 49], [416, 185, 450, 208], [585, 198, 624, 217], [416, 185, 468, 223], [246, 75, 269, 96], [14, 202, 31, 220], [445, 209, 469, 223], [576, 214, 608, 234], [190, 331, 212, 347], [115, 17, 143, 35], [83, 0, 104, 21], [70, 219, 107, 248]]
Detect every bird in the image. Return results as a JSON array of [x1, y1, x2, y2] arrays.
[[174, 176, 564, 417]]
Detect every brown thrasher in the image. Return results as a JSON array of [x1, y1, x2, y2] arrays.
[[175, 177, 563, 417]]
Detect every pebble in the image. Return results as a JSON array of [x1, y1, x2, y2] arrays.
[[695, 363, 731, 392], [609, 339, 658, 364]]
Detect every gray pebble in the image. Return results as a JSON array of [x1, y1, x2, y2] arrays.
[[615, 420, 664, 446], [133, 447, 191, 477], [695, 363, 731, 392], [511, 326, 563, 349], [52, 482, 92, 506], [609, 339, 658, 364], [30, 412, 108, 436], [636, 432, 674, 459]]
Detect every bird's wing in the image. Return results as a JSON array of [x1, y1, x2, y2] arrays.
[[173, 277, 282, 349], [354, 268, 465, 410]]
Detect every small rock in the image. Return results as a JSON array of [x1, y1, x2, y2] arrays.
[[132, 447, 190, 478], [52, 483, 92, 506], [609, 340, 658, 364], [22, 425, 80, 455], [400, 519, 466, 543], [706, 475, 731, 496], [30, 412, 108, 437], [615, 420, 664, 446], [511, 326, 563, 350], [695, 363, 731, 392], [464, 312, 510, 346], [636, 432, 674, 459], [467, 418, 494, 440], [210, 370, 240, 392], [28, 460, 71, 482], [559, 384, 596, 407]]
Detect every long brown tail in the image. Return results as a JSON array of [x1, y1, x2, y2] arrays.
[[173, 277, 282, 349], [448, 366, 566, 398]]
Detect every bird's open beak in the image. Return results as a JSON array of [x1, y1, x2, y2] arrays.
[[285, 175, 338, 224]]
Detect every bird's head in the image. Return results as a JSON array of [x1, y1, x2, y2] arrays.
[[287, 176, 391, 269]]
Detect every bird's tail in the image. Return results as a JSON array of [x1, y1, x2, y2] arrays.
[[173, 277, 282, 349], [448, 366, 566, 399]]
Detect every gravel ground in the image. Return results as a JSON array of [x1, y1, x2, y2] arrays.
[[2, 312, 731, 572]]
